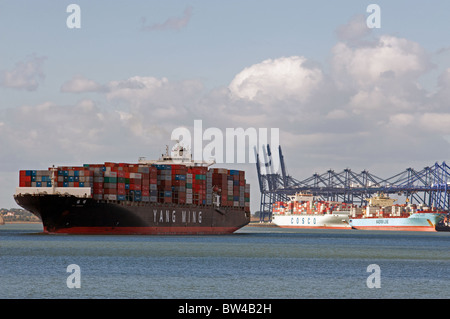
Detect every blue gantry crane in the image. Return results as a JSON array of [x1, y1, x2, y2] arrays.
[[255, 145, 450, 222]]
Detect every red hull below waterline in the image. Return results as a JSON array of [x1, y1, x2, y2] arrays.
[[43, 226, 241, 235], [350, 225, 436, 232]]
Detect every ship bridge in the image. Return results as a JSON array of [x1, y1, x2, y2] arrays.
[[255, 145, 450, 221]]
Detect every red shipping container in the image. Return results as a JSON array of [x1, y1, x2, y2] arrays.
[[130, 184, 141, 191], [93, 182, 103, 190], [104, 188, 117, 195]]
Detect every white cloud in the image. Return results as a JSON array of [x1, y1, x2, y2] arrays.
[[0, 55, 47, 91], [229, 56, 323, 103], [332, 35, 431, 90], [60, 75, 103, 93], [419, 113, 450, 134], [3, 20, 450, 209], [335, 14, 371, 44], [106, 76, 169, 104]]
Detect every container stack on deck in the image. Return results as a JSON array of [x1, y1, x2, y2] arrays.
[[19, 163, 250, 213], [272, 200, 357, 215]]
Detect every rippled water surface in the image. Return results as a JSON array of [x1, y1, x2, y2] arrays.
[[1, 223, 449, 299]]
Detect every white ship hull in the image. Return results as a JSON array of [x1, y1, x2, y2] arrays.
[[272, 212, 351, 229], [349, 212, 443, 232]]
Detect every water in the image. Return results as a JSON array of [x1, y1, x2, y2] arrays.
[[1, 223, 449, 299]]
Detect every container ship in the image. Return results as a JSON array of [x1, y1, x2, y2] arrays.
[[13, 146, 250, 235], [348, 193, 446, 232], [271, 193, 352, 229]]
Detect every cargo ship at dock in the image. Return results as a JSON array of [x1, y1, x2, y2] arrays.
[[271, 193, 352, 229], [271, 192, 447, 231], [348, 193, 446, 232], [13, 146, 250, 235]]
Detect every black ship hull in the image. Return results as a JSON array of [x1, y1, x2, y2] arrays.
[[14, 194, 250, 235], [436, 223, 450, 232]]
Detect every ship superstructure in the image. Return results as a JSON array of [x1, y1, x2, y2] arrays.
[[271, 192, 352, 229], [348, 193, 446, 231]]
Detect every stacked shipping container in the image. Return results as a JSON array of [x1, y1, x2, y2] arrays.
[[19, 170, 52, 187], [211, 168, 250, 210], [19, 163, 250, 213], [272, 200, 355, 215]]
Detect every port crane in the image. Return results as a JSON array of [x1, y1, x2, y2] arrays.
[[255, 145, 450, 221]]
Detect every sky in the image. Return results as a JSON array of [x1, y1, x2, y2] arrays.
[[1, 1, 450, 210]]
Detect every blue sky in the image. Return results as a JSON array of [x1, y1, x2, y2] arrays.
[[1, 1, 450, 208]]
